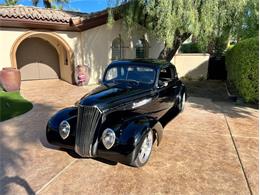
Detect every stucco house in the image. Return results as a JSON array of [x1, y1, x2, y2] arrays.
[[0, 5, 165, 85]]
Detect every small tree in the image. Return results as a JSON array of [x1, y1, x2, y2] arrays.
[[32, 0, 69, 9], [4, 0, 18, 5], [238, 0, 259, 40], [108, 0, 253, 60]]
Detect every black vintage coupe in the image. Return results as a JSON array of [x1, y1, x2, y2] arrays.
[[46, 59, 186, 167]]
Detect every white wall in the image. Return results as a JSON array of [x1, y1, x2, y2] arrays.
[[172, 53, 210, 80], [81, 20, 164, 84], [0, 27, 81, 71], [0, 22, 165, 84], [0, 28, 26, 69], [55, 31, 82, 65]]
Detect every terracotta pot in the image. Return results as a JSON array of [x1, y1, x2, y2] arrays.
[[0, 68, 21, 91], [74, 65, 90, 86]]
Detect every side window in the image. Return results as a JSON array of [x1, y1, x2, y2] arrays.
[[105, 67, 125, 81], [159, 67, 172, 82], [105, 67, 118, 81], [170, 65, 178, 79]]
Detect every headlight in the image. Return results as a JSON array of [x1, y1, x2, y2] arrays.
[[102, 128, 116, 149], [59, 120, 70, 140]]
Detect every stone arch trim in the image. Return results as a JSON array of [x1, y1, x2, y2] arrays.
[[10, 31, 73, 69]]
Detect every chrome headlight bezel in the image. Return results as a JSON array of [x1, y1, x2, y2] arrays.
[[59, 120, 70, 140], [101, 128, 116, 149]]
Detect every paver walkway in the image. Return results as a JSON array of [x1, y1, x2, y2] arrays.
[[0, 79, 258, 194]]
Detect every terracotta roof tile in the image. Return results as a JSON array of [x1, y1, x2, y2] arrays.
[[0, 5, 115, 31], [0, 5, 88, 24]]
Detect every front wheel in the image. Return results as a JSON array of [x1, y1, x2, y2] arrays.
[[131, 129, 153, 167]]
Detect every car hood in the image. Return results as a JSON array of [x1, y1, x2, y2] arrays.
[[79, 83, 152, 110]]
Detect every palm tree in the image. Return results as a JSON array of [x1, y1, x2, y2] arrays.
[[32, 0, 68, 9]]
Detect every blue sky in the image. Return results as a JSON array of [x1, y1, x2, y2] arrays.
[[0, 0, 110, 13]]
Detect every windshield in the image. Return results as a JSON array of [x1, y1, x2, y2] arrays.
[[103, 64, 156, 86]]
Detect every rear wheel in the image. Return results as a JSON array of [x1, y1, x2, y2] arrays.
[[131, 129, 153, 167], [177, 92, 186, 112]]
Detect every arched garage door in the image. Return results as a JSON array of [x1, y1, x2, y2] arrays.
[[16, 37, 60, 80]]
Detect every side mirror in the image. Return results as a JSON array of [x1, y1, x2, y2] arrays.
[[157, 80, 168, 88]]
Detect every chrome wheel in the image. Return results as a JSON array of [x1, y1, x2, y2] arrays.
[[178, 92, 185, 112], [181, 93, 185, 110], [138, 130, 153, 164]]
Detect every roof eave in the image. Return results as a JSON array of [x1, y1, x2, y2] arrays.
[[0, 5, 124, 32], [76, 12, 109, 31], [0, 17, 80, 31]]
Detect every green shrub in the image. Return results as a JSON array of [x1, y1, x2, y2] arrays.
[[179, 42, 203, 53], [225, 36, 259, 103]]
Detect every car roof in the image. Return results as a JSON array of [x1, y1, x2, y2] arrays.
[[109, 59, 171, 69]]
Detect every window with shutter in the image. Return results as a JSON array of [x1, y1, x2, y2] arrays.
[[111, 37, 124, 60], [135, 39, 149, 58]]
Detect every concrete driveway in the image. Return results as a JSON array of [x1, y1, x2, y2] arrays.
[[0, 80, 258, 195]]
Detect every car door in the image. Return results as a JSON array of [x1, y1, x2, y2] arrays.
[[169, 64, 181, 103], [151, 66, 175, 118]]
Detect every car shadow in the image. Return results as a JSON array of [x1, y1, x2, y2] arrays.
[[61, 148, 118, 166], [183, 80, 258, 118]]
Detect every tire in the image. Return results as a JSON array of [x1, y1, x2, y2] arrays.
[[177, 92, 186, 112], [131, 129, 154, 167]]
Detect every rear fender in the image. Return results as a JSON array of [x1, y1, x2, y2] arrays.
[[152, 121, 163, 146]]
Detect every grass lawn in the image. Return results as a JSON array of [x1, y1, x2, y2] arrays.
[[0, 91, 33, 122]]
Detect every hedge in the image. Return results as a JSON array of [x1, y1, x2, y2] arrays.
[[179, 42, 203, 53], [225, 37, 259, 103]]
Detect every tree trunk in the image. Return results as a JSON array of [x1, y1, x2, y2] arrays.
[[158, 32, 191, 61], [43, 0, 51, 8], [32, 0, 39, 6]]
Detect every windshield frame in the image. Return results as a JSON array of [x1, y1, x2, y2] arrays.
[[102, 63, 158, 87]]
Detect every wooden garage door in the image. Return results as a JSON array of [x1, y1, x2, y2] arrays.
[[16, 37, 60, 80]]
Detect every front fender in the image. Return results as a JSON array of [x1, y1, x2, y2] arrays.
[[118, 116, 163, 147], [97, 115, 163, 164], [46, 107, 78, 149]]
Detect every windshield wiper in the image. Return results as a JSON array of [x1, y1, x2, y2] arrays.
[[126, 79, 140, 86], [113, 79, 125, 82], [112, 79, 140, 87]]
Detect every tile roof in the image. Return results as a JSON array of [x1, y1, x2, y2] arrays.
[[0, 5, 88, 24], [0, 5, 119, 31]]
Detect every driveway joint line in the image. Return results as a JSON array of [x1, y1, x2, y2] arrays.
[[223, 113, 253, 195], [165, 129, 259, 140], [35, 159, 77, 194]]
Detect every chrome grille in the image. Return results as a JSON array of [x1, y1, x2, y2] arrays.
[[75, 105, 102, 157]]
